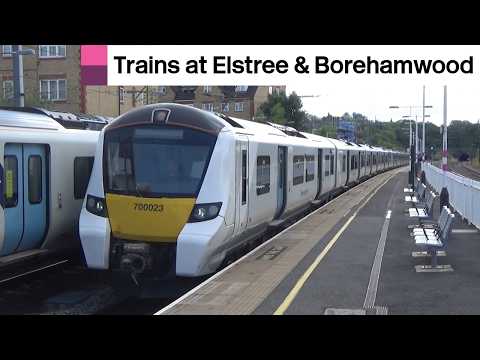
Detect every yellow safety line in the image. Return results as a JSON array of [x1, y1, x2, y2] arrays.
[[273, 173, 395, 315]]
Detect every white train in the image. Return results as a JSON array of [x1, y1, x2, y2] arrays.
[[79, 104, 408, 278], [0, 109, 101, 265]]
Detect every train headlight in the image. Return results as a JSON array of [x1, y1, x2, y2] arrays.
[[189, 202, 222, 222], [86, 195, 107, 217]]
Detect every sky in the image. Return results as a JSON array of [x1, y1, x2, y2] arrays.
[[288, 80, 480, 127]]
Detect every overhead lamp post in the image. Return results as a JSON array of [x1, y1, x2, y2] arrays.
[[9, 46, 36, 107], [298, 94, 322, 134], [390, 103, 431, 187]]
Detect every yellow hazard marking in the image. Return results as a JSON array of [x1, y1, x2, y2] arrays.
[[106, 193, 196, 242], [274, 174, 394, 315]]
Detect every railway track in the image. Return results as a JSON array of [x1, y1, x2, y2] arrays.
[[454, 162, 480, 182]]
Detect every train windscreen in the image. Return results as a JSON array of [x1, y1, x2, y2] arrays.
[[104, 126, 216, 197]]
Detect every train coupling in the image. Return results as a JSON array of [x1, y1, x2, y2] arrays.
[[119, 243, 153, 285]]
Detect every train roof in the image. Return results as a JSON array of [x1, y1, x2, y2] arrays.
[[299, 132, 336, 148], [103, 103, 407, 154], [0, 108, 64, 130], [0, 107, 109, 130]]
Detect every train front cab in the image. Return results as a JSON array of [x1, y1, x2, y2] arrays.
[[80, 104, 235, 276]]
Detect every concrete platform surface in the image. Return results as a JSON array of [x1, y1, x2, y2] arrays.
[[157, 167, 480, 315]]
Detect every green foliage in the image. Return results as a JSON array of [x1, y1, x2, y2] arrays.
[[259, 98, 480, 160], [271, 102, 285, 124], [258, 92, 308, 130]]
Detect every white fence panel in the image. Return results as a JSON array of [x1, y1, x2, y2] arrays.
[[422, 162, 480, 230]]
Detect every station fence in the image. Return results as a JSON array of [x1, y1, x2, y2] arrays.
[[422, 162, 480, 230]]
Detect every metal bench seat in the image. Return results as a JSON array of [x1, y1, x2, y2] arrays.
[[408, 190, 436, 219], [413, 208, 455, 270], [415, 236, 443, 247], [405, 184, 426, 204], [409, 208, 429, 218], [411, 206, 449, 236], [415, 212, 453, 248], [403, 177, 419, 193]]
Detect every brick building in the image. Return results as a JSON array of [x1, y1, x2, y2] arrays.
[[0, 45, 285, 120]]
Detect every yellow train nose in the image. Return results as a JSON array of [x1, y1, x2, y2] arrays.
[[105, 194, 196, 242]]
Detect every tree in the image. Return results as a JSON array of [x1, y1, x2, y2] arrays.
[[258, 91, 309, 131], [271, 102, 285, 124]]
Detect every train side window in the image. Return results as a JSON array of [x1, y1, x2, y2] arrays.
[[324, 155, 330, 176], [342, 154, 346, 172], [256, 156, 270, 196], [330, 154, 334, 174], [305, 155, 315, 182], [4, 155, 18, 208], [241, 150, 247, 204], [74, 157, 95, 199], [293, 155, 305, 185], [28, 155, 42, 204]]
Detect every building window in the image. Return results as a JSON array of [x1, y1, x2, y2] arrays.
[[28, 156, 42, 204], [39, 45, 66, 58], [234, 102, 244, 112], [158, 86, 167, 95], [119, 87, 125, 104], [202, 103, 214, 112], [293, 155, 305, 185], [4, 155, 18, 208], [203, 86, 212, 94], [137, 91, 145, 105], [3, 80, 13, 99], [235, 86, 248, 93], [74, 157, 95, 199], [256, 156, 270, 196], [221, 103, 229, 112], [2, 45, 12, 57], [268, 86, 273, 95], [39, 79, 67, 101], [305, 155, 315, 182]]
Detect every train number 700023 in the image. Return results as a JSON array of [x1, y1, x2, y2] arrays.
[[133, 203, 164, 212]]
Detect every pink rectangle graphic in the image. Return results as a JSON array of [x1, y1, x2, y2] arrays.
[[81, 45, 108, 66]]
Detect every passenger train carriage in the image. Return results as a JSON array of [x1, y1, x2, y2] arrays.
[[0, 109, 101, 265], [80, 104, 408, 278]]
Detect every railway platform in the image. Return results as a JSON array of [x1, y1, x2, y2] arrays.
[[156, 166, 480, 315]]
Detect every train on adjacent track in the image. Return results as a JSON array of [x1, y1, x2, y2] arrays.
[[80, 103, 409, 279], [0, 108, 105, 268]]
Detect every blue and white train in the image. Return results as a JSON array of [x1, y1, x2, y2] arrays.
[[0, 108, 101, 266], [79, 103, 408, 278]]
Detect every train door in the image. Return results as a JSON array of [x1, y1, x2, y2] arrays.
[[234, 138, 249, 236], [0, 144, 48, 256], [275, 146, 287, 219]]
